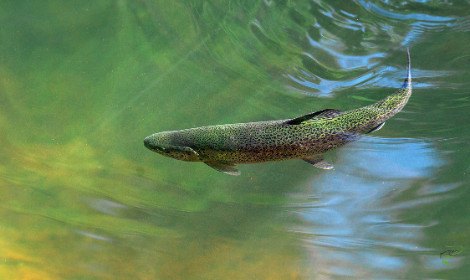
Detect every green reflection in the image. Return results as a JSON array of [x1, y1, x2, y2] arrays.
[[0, 0, 469, 279]]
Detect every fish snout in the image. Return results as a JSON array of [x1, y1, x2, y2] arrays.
[[144, 134, 167, 154], [144, 136, 154, 150]]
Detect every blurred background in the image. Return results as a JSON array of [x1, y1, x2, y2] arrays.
[[0, 0, 469, 279]]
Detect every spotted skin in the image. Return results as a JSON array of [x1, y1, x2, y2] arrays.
[[144, 50, 412, 174]]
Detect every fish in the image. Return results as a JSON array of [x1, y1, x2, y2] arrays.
[[144, 49, 412, 175]]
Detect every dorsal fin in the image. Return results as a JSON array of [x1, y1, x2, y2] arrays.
[[285, 109, 341, 125]]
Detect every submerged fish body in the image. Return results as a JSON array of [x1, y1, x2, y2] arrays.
[[144, 50, 412, 175]]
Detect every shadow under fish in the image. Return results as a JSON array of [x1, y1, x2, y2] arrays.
[[144, 49, 412, 175]]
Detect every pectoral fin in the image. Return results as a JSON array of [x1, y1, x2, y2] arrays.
[[204, 161, 240, 176], [166, 145, 200, 161], [367, 122, 385, 133], [303, 157, 334, 170]]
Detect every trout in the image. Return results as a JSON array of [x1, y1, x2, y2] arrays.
[[144, 49, 412, 175]]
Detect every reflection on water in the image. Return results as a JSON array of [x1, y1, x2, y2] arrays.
[[295, 137, 454, 278], [1, 0, 470, 279], [267, 0, 459, 96]]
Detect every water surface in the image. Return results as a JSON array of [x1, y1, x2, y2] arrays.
[[0, 1, 469, 279]]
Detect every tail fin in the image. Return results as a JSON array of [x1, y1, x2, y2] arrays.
[[402, 48, 412, 88]]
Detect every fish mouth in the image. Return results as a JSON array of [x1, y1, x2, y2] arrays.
[[144, 136, 164, 152], [143, 136, 152, 150]]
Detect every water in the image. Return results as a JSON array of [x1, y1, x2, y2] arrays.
[[0, 1, 469, 279]]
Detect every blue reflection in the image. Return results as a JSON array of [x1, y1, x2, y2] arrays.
[[305, 36, 385, 70], [350, 138, 440, 178], [285, 0, 457, 96], [294, 137, 451, 278], [357, 0, 455, 22]]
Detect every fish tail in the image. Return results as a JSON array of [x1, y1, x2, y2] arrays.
[[402, 47, 412, 88]]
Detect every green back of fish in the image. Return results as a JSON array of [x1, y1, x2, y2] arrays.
[[172, 79, 411, 164]]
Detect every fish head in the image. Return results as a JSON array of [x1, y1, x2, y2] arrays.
[[144, 131, 199, 161]]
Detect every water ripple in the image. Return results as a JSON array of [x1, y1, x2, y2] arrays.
[[357, 0, 455, 22], [291, 137, 458, 278], [256, 0, 463, 96]]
